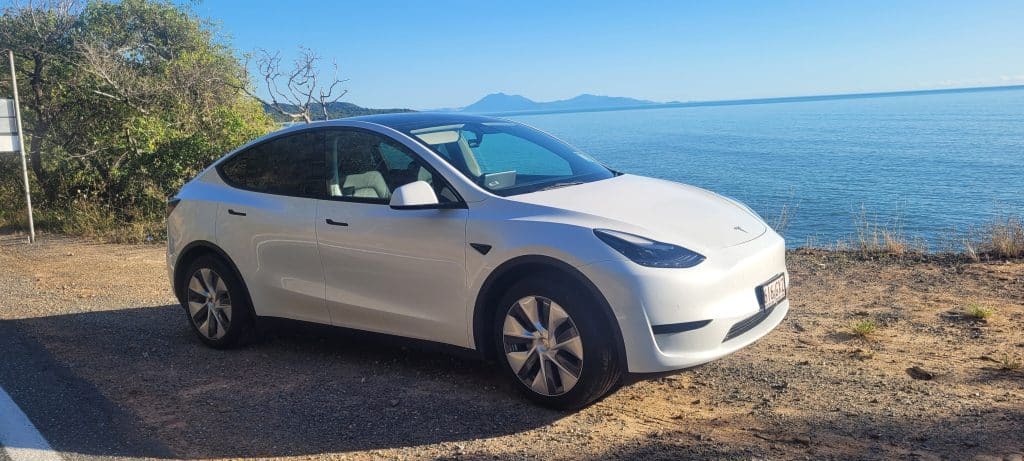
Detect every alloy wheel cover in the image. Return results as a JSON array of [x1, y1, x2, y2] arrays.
[[502, 295, 584, 396]]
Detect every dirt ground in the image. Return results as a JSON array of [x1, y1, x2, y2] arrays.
[[0, 232, 1021, 460]]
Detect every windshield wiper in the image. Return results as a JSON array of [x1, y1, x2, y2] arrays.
[[537, 181, 585, 191]]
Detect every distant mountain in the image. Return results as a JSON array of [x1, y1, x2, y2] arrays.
[[459, 85, 1024, 116], [460, 93, 541, 113], [461, 93, 656, 114], [263, 101, 412, 122], [545, 94, 657, 111]]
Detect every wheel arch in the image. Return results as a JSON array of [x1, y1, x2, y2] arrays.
[[471, 255, 628, 369], [172, 240, 252, 309]]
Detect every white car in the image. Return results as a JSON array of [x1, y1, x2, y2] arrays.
[[166, 113, 788, 409]]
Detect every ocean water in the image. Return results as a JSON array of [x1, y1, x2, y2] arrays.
[[508, 88, 1024, 249]]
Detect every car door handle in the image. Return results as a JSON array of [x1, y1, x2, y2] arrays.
[[227, 209, 246, 216], [325, 218, 349, 227]]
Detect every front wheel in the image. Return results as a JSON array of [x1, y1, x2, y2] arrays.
[[493, 275, 623, 410]]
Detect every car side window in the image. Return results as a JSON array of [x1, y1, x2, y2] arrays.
[[219, 131, 325, 198], [324, 129, 458, 204]]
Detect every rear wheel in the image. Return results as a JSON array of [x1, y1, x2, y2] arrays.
[[493, 275, 622, 410], [179, 255, 254, 348]]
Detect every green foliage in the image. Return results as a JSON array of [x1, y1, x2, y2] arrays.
[[851, 320, 878, 338], [965, 303, 993, 320], [0, 0, 274, 240]]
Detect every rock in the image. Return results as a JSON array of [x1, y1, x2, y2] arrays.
[[906, 366, 935, 380], [792, 436, 812, 446], [797, 337, 821, 346], [388, 399, 399, 407]]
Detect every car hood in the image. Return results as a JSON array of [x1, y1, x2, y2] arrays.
[[510, 174, 767, 250]]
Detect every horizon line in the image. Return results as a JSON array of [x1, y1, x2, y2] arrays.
[[458, 84, 1024, 116]]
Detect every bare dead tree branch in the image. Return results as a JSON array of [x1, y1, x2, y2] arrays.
[[238, 47, 347, 123], [76, 39, 154, 114], [317, 60, 349, 119]]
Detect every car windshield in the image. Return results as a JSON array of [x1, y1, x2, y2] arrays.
[[401, 121, 614, 196]]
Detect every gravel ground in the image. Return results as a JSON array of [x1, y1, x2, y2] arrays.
[[0, 232, 1022, 460]]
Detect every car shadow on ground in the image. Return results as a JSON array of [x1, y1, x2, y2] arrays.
[[0, 305, 562, 458]]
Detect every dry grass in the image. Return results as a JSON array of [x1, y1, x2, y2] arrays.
[[765, 194, 799, 237], [852, 206, 920, 257], [769, 202, 797, 237], [968, 215, 1024, 260], [46, 199, 162, 244], [797, 207, 1022, 261], [999, 353, 1023, 371]]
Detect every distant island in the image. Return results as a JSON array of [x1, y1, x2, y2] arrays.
[[457, 85, 1024, 116], [460, 93, 658, 113]]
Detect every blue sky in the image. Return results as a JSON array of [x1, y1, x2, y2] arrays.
[[193, 0, 1024, 110]]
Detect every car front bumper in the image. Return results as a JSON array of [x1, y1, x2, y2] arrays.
[[579, 230, 789, 373]]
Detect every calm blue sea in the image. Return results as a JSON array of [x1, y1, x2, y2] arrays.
[[509, 88, 1024, 249]]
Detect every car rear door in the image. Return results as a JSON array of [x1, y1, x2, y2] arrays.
[[314, 128, 471, 347], [214, 130, 332, 324]]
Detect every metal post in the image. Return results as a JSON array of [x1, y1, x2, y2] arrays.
[[8, 49, 34, 243]]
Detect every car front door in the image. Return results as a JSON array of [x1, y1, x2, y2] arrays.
[[214, 130, 331, 324], [314, 128, 471, 347]]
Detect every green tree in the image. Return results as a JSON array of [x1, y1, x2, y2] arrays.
[[0, 0, 273, 238]]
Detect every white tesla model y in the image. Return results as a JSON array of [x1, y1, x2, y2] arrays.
[[166, 113, 788, 409]]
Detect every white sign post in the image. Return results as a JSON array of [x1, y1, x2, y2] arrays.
[[2, 49, 34, 243]]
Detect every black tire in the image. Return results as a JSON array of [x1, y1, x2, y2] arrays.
[[492, 274, 623, 410], [178, 254, 255, 349]]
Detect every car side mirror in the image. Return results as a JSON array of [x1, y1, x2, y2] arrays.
[[389, 181, 440, 209]]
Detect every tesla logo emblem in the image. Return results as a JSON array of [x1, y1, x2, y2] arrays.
[[734, 226, 748, 233]]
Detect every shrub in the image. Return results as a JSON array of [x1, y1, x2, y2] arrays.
[[851, 205, 923, 257], [999, 353, 1022, 371], [851, 320, 878, 338], [973, 216, 1024, 259], [965, 303, 993, 321]]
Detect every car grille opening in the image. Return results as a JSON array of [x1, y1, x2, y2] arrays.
[[723, 305, 776, 342]]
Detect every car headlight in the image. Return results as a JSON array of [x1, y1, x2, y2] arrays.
[[593, 229, 706, 268]]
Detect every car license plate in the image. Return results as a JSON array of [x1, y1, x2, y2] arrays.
[[757, 274, 787, 310]]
